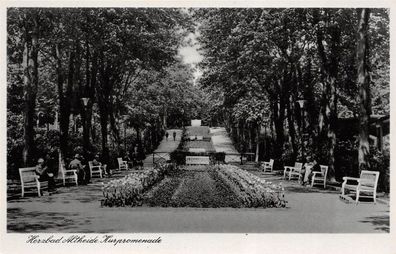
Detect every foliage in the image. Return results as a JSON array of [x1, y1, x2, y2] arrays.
[[7, 8, 198, 174], [195, 8, 389, 181], [367, 148, 389, 193]]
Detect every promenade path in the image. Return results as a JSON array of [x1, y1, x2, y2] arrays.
[[210, 127, 241, 163], [7, 168, 389, 233], [143, 129, 182, 167], [6, 126, 389, 233]]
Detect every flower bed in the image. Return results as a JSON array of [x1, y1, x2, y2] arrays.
[[101, 163, 174, 207], [215, 165, 286, 208], [170, 171, 217, 207], [143, 177, 182, 207]]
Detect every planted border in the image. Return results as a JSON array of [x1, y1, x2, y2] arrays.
[[215, 165, 286, 208], [101, 163, 175, 207]]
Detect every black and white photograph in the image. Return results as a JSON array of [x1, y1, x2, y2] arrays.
[[1, 1, 394, 253]]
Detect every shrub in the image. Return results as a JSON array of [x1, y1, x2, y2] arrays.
[[368, 148, 390, 193], [170, 150, 186, 165]]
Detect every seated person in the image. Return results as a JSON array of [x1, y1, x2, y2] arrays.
[[35, 157, 55, 192], [302, 156, 321, 185], [92, 154, 108, 176], [92, 154, 101, 166], [69, 154, 86, 184]]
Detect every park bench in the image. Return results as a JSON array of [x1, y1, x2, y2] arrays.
[[261, 159, 274, 172], [186, 156, 210, 165], [58, 154, 78, 186], [88, 161, 104, 178], [340, 170, 380, 204], [19, 167, 48, 197], [189, 148, 206, 153], [311, 165, 329, 188], [189, 135, 203, 140], [117, 157, 129, 171], [284, 162, 303, 181]]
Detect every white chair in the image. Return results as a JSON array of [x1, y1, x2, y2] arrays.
[[117, 157, 129, 171], [88, 161, 103, 178], [284, 162, 303, 181], [341, 170, 380, 204], [58, 152, 78, 186], [261, 159, 274, 172], [311, 165, 328, 188], [19, 167, 48, 197]]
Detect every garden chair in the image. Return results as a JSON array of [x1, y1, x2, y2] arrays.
[[88, 161, 103, 179], [261, 159, 274, 172], [117, 157, 129, 171], [58, 152, 78, 186], [311, 165, 328, 188], [340, 170, 380, 204], [284, 162, 303, 181], [19, 167, 48, 197]]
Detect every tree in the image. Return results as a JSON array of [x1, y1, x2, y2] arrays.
[[356, 8, 371, 171], [21, 9, 40, 166]]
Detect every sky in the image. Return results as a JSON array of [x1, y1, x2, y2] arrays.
[[178, 31, 204, 85]]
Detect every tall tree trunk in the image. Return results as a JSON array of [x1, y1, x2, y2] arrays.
[[81, 39, 92, 156], [97, 67, 110, 164], [287, 97, 297, 162], [22, 11, 39, 166], [314, 9, 340, 181], [255, 124, 260, 162], [272, 79, 286, 161], [357, 8, 371, 171], [163, 106, 167, 129], [58, 49, 75, 157], [99, 108, 109, 164]]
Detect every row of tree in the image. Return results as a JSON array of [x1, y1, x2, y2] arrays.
[[7, 8, 203, 173], [195, 8, 389, 181]]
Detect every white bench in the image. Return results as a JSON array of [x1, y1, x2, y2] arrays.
[[58, 152, 78, 186], [189, 136, 203, 140], [261, 159, 274, 172], [189, 148, 206, 153], [186, 156, 210, 165], [341, 170, 380, 204], [19, 167, 48, 197], [311, 165, 329, 188], [88, 161, 104, 178], [117, 157, 129, 171], [284, 162, 303, 181]]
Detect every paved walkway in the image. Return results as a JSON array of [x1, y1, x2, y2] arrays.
[[6, 127, 389, 233], [210, 127, 240, 163], [7, 167, 389, 233], [143, 129, 182, 166]]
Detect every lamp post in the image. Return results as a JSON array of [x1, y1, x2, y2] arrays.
[[122, 115, 128, 153], [296, 99, 307, 161], [81, 97, 90, 154]]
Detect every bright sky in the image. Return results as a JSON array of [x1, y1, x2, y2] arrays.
[[178, 31, 204, 84]]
